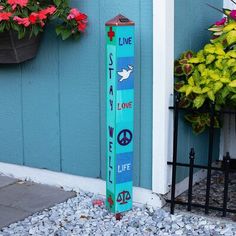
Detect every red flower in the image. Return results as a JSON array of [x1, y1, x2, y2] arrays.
[[7, 0, 28, 9], [77, 22, 87, 32], [38, 6, 56, 20], [67, 8, 80, 20], [67, 8, 87, 32], [44, 6, 56, 15], [0, 12, 12, 21], [38, 11, 47, 20], [75, 13, 87, 22], [29, 13, 38, 24], [13, 16, 30, 27]]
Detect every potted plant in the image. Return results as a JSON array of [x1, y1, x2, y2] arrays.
[[174, 3, 236, 134], [0, 0, 88, 63]]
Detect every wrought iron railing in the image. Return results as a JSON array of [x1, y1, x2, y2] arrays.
[[167, 94, 236, 217]]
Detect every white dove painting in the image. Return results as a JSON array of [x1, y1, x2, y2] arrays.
[[118, 65, 133, 82]]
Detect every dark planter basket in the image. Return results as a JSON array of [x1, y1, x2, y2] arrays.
[[0, 31, 41, 64]]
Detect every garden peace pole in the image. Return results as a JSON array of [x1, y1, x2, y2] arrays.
[[106, 15, 135, 214]]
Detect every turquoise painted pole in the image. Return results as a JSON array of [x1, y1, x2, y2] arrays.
[[106, 15, 135, 214]]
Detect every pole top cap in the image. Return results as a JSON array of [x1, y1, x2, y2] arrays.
[[105, 14, 134, 26]]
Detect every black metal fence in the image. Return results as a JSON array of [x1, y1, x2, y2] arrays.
[[167, 94, 236, 217]]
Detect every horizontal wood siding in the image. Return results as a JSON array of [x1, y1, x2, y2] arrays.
[[0, 0, 153, 189]]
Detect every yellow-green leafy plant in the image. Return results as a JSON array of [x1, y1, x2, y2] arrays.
[[175, 4, 236, 134]]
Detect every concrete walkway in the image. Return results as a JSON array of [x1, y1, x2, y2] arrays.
[[0, 175, 76, 229]]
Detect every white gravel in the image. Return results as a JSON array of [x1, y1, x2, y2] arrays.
[[1, 190, 236, 236]]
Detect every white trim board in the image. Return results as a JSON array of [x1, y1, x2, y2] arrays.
[[0, 162, 165, 208], [152, 0, 174, 194]]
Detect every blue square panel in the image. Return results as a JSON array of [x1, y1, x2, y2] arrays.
[[117, 57, 134, 90], [116, 152, 133, 184]]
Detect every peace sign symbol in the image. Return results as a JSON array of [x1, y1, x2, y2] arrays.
[[117, 129, 132, 146]]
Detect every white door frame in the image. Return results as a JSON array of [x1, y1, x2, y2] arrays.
[[152, 0, 174, 194]]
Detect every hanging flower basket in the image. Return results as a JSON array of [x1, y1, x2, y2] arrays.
[[0, 0, 88, 64], [0, 31, 41, 64]]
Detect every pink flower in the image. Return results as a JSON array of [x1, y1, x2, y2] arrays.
[[77, 22, 87, 32], [67, 8, 88, 32], [39, 6, 56, 18], [67, 8, 80, 20], [0, 6, 4, 11], [230, 10, 236, 20], [7, 0, 28, 9], [0, 12, 12, 21], [13, 16, 30, 27], [215, 17, 227, 26]]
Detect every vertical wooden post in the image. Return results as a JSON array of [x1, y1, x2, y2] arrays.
[[106, 15, 135, 214]]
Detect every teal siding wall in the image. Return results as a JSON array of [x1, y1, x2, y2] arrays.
[[175, 0, 222, 182], [0, 1, 153, 189]]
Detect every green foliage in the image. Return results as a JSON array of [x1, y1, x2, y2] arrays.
[[175, 18, 236, 134]]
